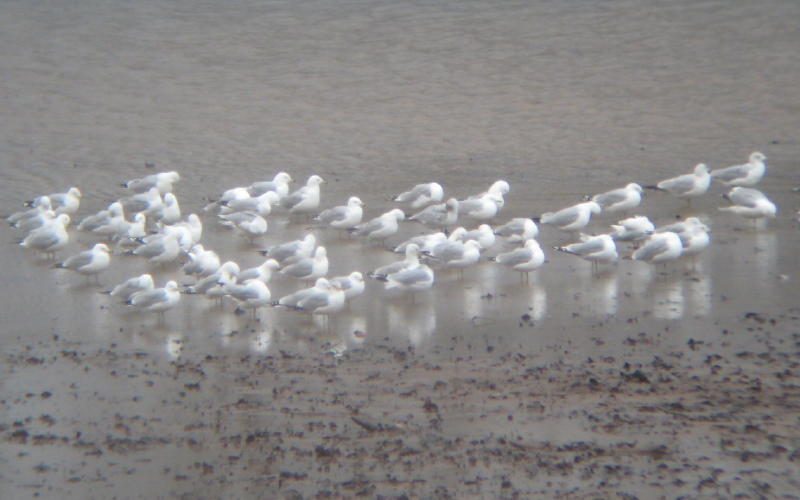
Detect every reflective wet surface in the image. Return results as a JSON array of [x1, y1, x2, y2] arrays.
[[2, 0, 800, 498]]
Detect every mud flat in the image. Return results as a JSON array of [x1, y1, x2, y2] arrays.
[[3, 303, 800, 498]]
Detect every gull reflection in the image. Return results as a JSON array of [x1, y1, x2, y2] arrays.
[[326, 315, 367, 358], [166, 332, 183, 359], [569, 270, 618, 318], [386, 300, 436, 347], [502, 280, 547, 322], [251, 329, 273, 354], [686, 263, 712, 317], [626, 261, 654, 297], [754, 231, 777, 284], [652, 277, 684, 320]]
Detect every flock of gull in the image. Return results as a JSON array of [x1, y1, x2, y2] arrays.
[[7, 152, 777, 328]]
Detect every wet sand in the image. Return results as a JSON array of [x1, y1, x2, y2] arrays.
[[2, 0, 800, 498]]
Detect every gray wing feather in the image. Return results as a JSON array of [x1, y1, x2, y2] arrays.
[[374, 260, 409, 276], [395, 184, 432, 203], [298, 290, 330, 310], [495, 219, 524, 236], [249, 181, 277, 196], [729, 188, 765, 207], [542, 207, 578, 226], [267, 241, 300, 260], [457, 198, 484, 213], [497, 248, 530, 266], [280, 189, 306, 209], [231, 286, 261, 301], [711, 165, 746, 181], [283, 259, 313, 278], [133, 289, 167, 308], [28, 230, 60, 249], [433, 242, 464, 262], [411, 204, 444, 224], [318, 206, 347, 223], [355, 218, 383, 236], [567, 238, 605, 255], [64, 252, 94, 269], [593, 190, 626, 207], [389, 266, 431, 285], [634, 238, 671, 261], [658, 175, 695, 195]]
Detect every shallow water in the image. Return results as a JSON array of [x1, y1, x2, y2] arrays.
[[2, 0, 800, 497]]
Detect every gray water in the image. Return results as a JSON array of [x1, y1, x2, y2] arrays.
[[2, 0, 799, 498]]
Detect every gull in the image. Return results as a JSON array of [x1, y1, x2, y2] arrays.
[[220, 191, 279, 216], [126, 280, 181, 314], [276, 278, 346, 327], [540, 201, 602, 231], [452, 224, 496, 250], [218, 211, 268, 241], [610, 215, 655, 242], [350, 208, 405, 243], [314, 196, 364, 229], [457, 193, 502, 221], [280, 174, 325, 215], [393, 182, 444, 209], [248, 171, 293, 198], [330, 271, 366, 301], [711, 152, 767, 186], [237, 258, 281, 283], [27, 187, 82, 215], [11, 209, 55, 233], [91, 207, 129, 239], [457, 180, 511, 221], [112, 213, 147, 245], [555, 233, 618, 273], [122, 171, 180, 194], [156, 192, 181, 225], [425, 239, 482, 277], [718, 187, 777, 220], [632, 231, 684, 267], [126, 233, 181, 265], [380, 263, 435, 301], [170, 214, 203, 244], [121, 187, 163, 215], [465, 180, 511, 208], [369, 243, 421, 278], [140, 223, 195, 251], [490, 238, 545, 281], [409, 198, 459, 229], [259, 234, 316, 265], [19, 214, 70, 258], [393, 231, 447, 254], [55, 243, 111, 280], [657, 217, 708, 242], [493, 218, 539, 243], [659, 220, 710, 269], [187, 261, 240, 297], [181, 244, 221, 277], [280, 246, 328, 281], [225, 279, 272, 316], [648, 164, 710, 202], [103, 273, 155, 302], [78, 202, 124, 232], [204, 186, 250, 212], [8, 196, 52, 224], [591, 183, 643, 213]]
